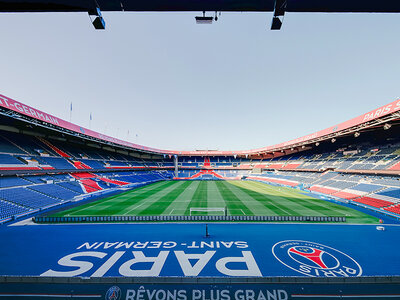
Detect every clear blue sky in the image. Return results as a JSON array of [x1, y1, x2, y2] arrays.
[[1, 11, 399, 151]]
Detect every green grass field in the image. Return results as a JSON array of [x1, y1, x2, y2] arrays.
[[51, 180, 379, 223]]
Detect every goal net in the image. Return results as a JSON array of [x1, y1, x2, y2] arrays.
[[189, 207, 227, 216]]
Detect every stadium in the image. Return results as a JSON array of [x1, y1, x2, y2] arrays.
[[0, 93, 400, 299]]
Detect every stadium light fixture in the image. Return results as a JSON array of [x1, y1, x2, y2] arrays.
[[354, 132, 360, 137], [195, 11, 213, 24], [271, 0, 286, 30], [315, 142, 320, 146], [331, 138, 336, 143], [383, 123, 392, 130], [88, 7, 106, 30]]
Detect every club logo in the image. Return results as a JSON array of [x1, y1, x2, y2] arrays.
[[105, 286, 121, 300], [272, 240, 362, 277]]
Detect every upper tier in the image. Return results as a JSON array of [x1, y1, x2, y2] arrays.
[[1, 94, 399, 157]]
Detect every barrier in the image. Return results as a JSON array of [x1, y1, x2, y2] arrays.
[[0, 275, 399, 299], [33, 215, 347, 223]]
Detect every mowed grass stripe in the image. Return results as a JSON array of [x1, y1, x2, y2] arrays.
[[207, 181, 228, 209], [164, 181, 201, 216], [184, 181, 208, 215], [238, 181, 332, 216], [121, 181, 186, 215], [76, 181, 172, 215], [216, 181, 253, 216], [51, 180, 379, 223], [227, 182, 296, 216], [78, 181, 176, 216], [138, 181, 193, 215], [52, 181, 171, 216], [229, 181, 300, 216], [244, 181, 377, 222], [256, 182, 353, 216], [248, 181, 355, 216], [222, 181, 278, 215]]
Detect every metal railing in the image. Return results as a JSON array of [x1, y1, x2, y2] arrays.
[[33, 215, 346, 223]]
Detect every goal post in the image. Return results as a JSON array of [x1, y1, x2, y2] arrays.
[[190, 207, 227, 216]]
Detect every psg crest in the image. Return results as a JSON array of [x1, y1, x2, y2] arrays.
[[105, 286, 121, 300], [272, 240, 362, 277]]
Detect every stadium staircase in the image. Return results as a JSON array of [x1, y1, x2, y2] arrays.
[[203, 157, 211, 167], [79, 179, 102, 193], [389, 161, 400, 170], [37, 137, 71, 158]]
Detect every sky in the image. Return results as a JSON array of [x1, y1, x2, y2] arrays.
[[1, 11, 400, 151]]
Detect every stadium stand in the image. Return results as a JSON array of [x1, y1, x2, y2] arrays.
[[28, 184, 79, 200], [0, 187, 60, 209], [1, 98, 400, 223]]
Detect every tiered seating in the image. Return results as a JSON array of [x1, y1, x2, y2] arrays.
[[372, 177, 400, 186], [377, 188, 400, 199], [28, 184, 79, 200], [22, 175, 50, 184], [374, 155, 398, 169], [384, 204, 400, 214], [38, 138, 71, 158], [73, 161, 91, 169], [80, 179, 102, 193], [0, 187, 60, 209], [389, 161, 400, 170], [51, 174, 73, 181], [106, 160, 130, 168], [95, 180, 118, 189], [80, 159, 105, 169], [0, 154, 24, 165], [98, 177, 129, 186], [176, 171, 197, 178], [38, 157, 74, 169], [0, 132, 39, 155], [0, 176, 30, 188], [324, 181, 356, 190], [247, 176, 298, 187], [57, 181, 84, 194], [350, 183, 384, 193], [267, 163, 284, 169], [309, 186, 338, 195], [71, 172, 95, 179], [353, 196, 393, 208], [0, 199, 30, 220], [281, 163, 301, 169], [331, 191, 359, 200], [0, 135, 26, 154]]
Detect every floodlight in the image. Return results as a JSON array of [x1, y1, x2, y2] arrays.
[[383, 123, 392, 130]]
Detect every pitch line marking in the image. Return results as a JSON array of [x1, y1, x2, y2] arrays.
[[234, 181, 292, 215], [64, 181, 167, 216], [123, 201, 148, 215], [122, 181, 185, 215], [248, 181, 337, 216]]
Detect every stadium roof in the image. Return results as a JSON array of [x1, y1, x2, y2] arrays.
[[1, 0, 400, 30], [2, 0, 400, 13]]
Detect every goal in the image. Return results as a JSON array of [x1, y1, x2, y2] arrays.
[[189, 207, 227, 216]]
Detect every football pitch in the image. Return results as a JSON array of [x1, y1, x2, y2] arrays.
[[50, 180, 379, 223]]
